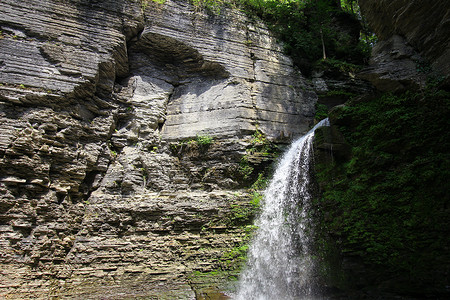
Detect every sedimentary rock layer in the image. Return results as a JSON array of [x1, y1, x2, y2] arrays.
[[359, 0, 450, 89], [0, 0, 315, 298]]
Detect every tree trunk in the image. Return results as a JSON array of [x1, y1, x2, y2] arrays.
[[320, 28, 327, 60]]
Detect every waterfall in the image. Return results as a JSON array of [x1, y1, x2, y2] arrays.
[[235, 118, 330, 300]]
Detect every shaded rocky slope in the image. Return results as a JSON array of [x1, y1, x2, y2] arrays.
[[0, 0, 316, 298]]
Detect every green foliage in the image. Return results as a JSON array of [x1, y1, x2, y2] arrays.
[[250, 126, 267, 145], [315, 58, 362, 73], [314, 103, 328, 122], [339, 0, 357, 13], [226, 174, 265, 225], [229, 202, 257, 225], [237, 0, 370, 72], [249, 173, 267, 207], [169, 142, 180, 153], [251, 172, 267, 190], [246, 172, 268, 210], [169, 134, 214, 155], [358, 32, 377, 59], [221, 244, 249, 269], [219, 216, 258, 270], [250, 191, 263, 207], [187, 269, 239, 288], [141, 0, 165, 10], [195, 134, 214, 146], [190, 0, 226, 13], [141, 0, 149, 10], [248, 127, 276, 155], [415, 59, 432, 74], [315, 86, 450, 288], [238, 129, 266, 180], [239, 157, 254, 180]]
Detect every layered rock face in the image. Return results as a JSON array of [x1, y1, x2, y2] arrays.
[[358, 0, 450, 90], [0, 0, 315, 298]]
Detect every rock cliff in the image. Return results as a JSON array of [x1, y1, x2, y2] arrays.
[[358, 0, 450, 90], [0, 0, 315, 298]]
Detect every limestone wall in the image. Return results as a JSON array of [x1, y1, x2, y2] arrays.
[[0, 0, 315, 298], [133, 0, 315, 140]]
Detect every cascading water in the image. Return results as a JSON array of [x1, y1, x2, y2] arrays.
[[235, 118, 330, 300]]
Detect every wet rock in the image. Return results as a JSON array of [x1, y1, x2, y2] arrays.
[[314, 125, 352, 163]]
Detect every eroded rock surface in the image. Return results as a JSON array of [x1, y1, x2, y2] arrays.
[[358, 34, 427, 92], [0, 0, 315, 298], [359, 0, 450, 89]]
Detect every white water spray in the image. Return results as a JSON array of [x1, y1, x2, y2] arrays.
[[235, 118, 330, 300]]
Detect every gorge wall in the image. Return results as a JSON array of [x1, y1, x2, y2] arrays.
[[359, 0, 450, 76], [3, 0, 447, 299], [0, 0, 316, 298], [313, 1, 450, 299], [358, 0, 450, 91]]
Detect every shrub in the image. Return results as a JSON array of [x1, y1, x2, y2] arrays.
[[195, 134, 214, 146]]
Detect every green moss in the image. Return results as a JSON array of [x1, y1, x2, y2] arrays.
[[238, 157, 254, 180], [228, 202, 255, 225], [250, 126, 266, 145], [141, 0, 165, 10], [169, 134, 214, 155], [220, 243, 249, 270], [188, 269, 243, 300], [238, 128, 274, 182], [190, 0, 225, 14]]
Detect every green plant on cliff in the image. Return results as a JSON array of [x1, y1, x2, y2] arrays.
[[315, 57, 362, 73], [250, 126, 266, 144], [238, 127, 278, 182], [249, 172, 267, 207], [314, 102, 328, 122], [221, 243, 249, 269], [141, 0, 165, 10], [191, 0, 224, 13], [239, 157, 254, 180], [195, 134, 214, 146], [315, 85, 450, 291]]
